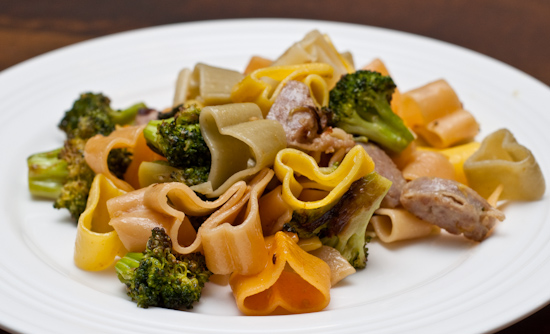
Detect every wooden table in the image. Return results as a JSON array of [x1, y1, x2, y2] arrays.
[[1, 1, 549, 333]]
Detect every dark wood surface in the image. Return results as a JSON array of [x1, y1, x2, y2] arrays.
[[1, 1, 549, 333]]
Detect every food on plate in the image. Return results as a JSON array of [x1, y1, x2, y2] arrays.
[[26, 30, 545, 315]]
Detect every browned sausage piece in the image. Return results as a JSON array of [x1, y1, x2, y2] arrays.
[[400, 177, 505, 241]]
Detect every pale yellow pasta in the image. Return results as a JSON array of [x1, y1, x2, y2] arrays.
[[309, 246, 356, 286], [231, 63, 334, 115], [370, 208, 440, 243], [415, 109, 479, 148], [464, 128, 546, 200], [400, 79, 462, 129], [402, 150, 456, 181], [271, 29, 354, 88]]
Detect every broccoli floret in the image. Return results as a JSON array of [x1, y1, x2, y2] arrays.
[[328, 70, 414, 152], [58, 92, 144, 138], [28, 92, 143, 219], [115, 227, 212, 309], [107, 148, 133, 180], [53, 138, 95, 219], [143, 105, 211, 170], [27, 148, 69, 199], [285, 172, 391, 268]]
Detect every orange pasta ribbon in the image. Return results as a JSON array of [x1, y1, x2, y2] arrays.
[[274, 145, 374, 210], [84, 125, 164, 191], [229, 231, 331, 315], [74, 174, 127, 271]]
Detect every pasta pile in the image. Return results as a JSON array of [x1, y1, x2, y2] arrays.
[[39, 30, 545, 315]]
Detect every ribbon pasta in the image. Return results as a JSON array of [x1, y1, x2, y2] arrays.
[[74, 173, 127, 271], [230, 63, 334, 115], [197, 103, 286, 198], [274, 145, 374, 210], [229, 231, 331, 315]]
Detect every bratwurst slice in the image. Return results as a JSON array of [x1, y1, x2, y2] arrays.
[[400, 177, 505, 241]]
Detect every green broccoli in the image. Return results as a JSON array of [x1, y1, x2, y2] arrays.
[[328, 70, 414, 152], [58, 92, 145, 138], [285, 172, 391, 268], [27, 148, 69, 199], [27, 92, 144, 220], [115, 227, 212, 309], [143, 104, 211, 170]]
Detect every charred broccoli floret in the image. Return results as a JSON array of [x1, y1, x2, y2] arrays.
[[284, 172, 391, 268], [27, 92, 144, 220], [328, 70, 414, 152], [115, 227, 212, 309], [58, 92, 145, 138], [143, 104, 211, 170]]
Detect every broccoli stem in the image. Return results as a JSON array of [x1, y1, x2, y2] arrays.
[[115, 252, 145, 284], [27, 148, 69, 199], [142, 119, 166, 156], [109, 102, 148, 125]]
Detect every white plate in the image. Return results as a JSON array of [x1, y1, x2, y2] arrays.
[[1, 18, 549, 334]]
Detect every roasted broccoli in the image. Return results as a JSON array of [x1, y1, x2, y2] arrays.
[[115, 227, 212, 309], [143, 104, 211, 170], [285, 172, 391, 268], [328, 70, 414, 152], [27, 92, 144, 220], [58, 92, 145, 139], [27, 148, 69, 199]]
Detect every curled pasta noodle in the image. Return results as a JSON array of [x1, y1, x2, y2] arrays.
[[464, 128, 546, 200], [229, 231, 331, 315], [258, 185, 293, 236], [272, 29, 354, 88], [84, 125, 163, 191], [230, 63, 334, 115], [198, 103, 286, 198], [199, 168, 273, 275], [400, 79, 462, 129], [309, 245, 356, 286], [415, 109, 479, 149], [107, 178, 247, 253], [402, 150, 456, 181], [174, 63, 244, 107], [370, 208, 440, 243], [74, 174, 127, 271], [274, 145, 374, 210]]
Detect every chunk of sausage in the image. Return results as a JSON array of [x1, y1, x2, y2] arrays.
[[359, 142, 406, 208], [400, 177, 505, 241]]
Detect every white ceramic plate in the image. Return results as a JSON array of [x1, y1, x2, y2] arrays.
[[1, 19, 549, 334]]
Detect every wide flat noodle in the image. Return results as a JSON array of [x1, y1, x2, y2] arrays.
[[230, 63, 334, 116], [199, 168, 273, 275], [173, 63, 244, 107], [107, 178, 247, 253], [198, 103, 286, 198], [74, 174, 127, 271], [309, 245, 356, 286], [464, 128, 545, 200], [229, 231, 331, 315], [415, 109, 479, 149], [370, 208, 440, 243], [84, 125, 164, 191], [271, 29, 354, 88], [273, 145, 374, 210]]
